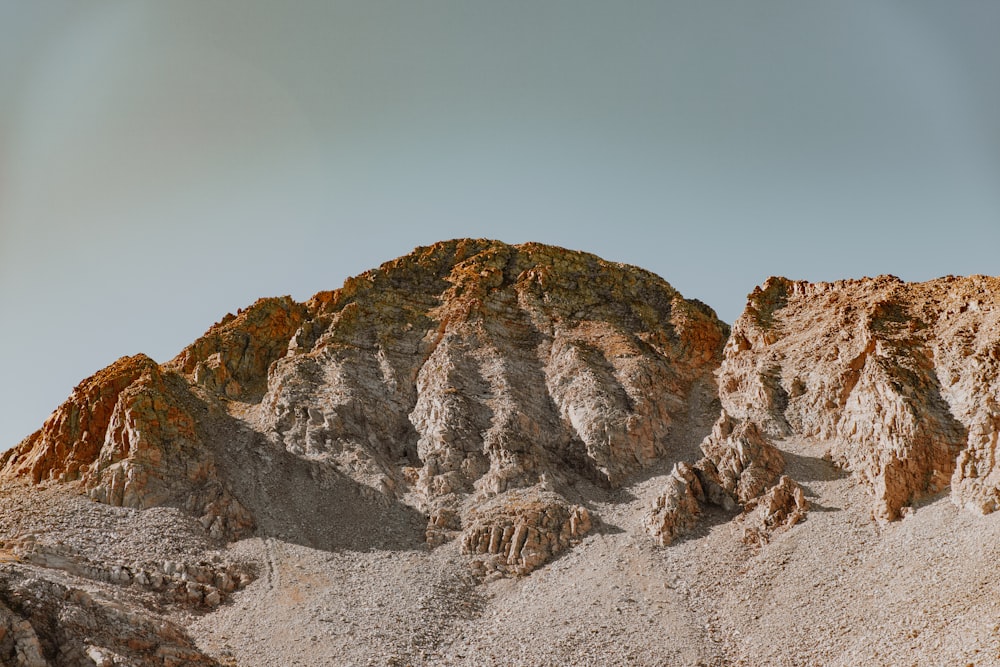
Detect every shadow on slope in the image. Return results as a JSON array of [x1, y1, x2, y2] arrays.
[[780, 449, 850, 484], [204, 410, 428, 554]]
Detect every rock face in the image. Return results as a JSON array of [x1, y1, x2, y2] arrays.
[[694, 411, 785, 510], [0, 239, 728, 567], [717, 274, 1000, 520], [0, 355, 254, 540], [646, 274, 1000, 546], [643, 462, 704, 546], [644, 413, 790, 546], [261, 240, 727, 525], [737, 475, 809, 546]]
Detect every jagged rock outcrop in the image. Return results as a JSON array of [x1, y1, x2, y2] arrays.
[[0, 597, 46, 667], [169, 297, 309, 401], [737, 475, 808, 546], [1, 535, 252, 609], [461, 488, 591, 576], [643, 462, 704, 546], [644, 413, 790, 546], [694, 411, 785, 510], [646, 275, 1000, 543], [718, 274, 1000, 520], [0, 239, 729, 577], [0, 356, 254, 540]]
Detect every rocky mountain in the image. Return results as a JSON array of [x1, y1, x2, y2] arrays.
[[2, 240, 999, 666]]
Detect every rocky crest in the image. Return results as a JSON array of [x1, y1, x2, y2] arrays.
[[645, 274, 1000, 547], [0, 355, 254, 541]]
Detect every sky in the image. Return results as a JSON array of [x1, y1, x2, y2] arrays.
[[1, 1, 999, 450]]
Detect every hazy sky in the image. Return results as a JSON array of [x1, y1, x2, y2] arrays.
[[2, 1, 999, 449]]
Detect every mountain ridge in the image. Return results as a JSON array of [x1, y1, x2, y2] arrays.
[[2, 240, 1000, 666]]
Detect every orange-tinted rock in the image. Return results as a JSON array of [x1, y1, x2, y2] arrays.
[[0, 354, 161, 485], [260, 240, 727, 573], [695, 411, 786, 510], [169, 296, 308, 401], [738, 475, 809, 546], [718, 275, 1000, 520]]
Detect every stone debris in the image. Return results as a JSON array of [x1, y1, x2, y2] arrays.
[[1, 535, 251, 609], [0, 565, 217, 666]]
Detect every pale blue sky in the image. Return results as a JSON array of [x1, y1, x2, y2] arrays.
[[2, 1, 999, 449]]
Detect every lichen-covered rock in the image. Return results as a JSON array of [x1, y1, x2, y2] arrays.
[[168, 296, 309, 401], [0, 355, 161, 485], [262, 240, 728, 510], [738, 475, 809, 546], [253, 239, 727, 567], [718, 274, 1000, 520], [643, 462, 704, 546], [461, 488, 591, 576]]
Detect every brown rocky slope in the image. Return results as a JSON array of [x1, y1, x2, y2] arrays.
[[3, 244, 1000, 666], [718, 274, 1000, 521]]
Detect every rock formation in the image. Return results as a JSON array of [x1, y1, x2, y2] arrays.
[[461, 487, 591, 577], [5, 243, 1000, 666], [0, 565, 217, 666], [1, 239, 728, 559], [736, 475, 809, 546], [644, 412, 791, 546], [643, 462, 704, 546], [646, 274, 1000, 546], [716, 274, 1000, 521], [0, 355, 254, 540]]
